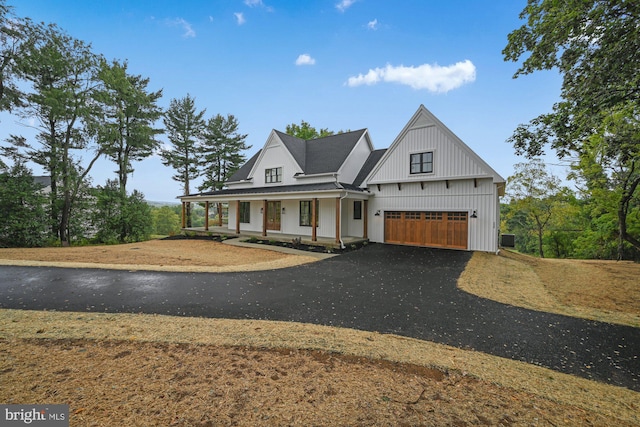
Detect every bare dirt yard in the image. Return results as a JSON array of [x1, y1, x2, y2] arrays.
[[1, 240, 639, 426]]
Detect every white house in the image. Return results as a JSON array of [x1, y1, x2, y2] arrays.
[[179, 105, 506, 252]]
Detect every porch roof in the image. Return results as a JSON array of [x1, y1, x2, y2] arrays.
[[180, 181, 368, 201]]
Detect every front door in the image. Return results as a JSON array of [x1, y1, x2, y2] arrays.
[[266, 201, 281, 230]]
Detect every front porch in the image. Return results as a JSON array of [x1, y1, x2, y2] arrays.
[[179, 191, 370, 249], [181, 225, 367, 250]]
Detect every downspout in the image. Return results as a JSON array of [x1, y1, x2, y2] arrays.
[[338, 191, 347, 249]]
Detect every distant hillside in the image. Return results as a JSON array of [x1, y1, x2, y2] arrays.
[[146, 201, 180, 207]]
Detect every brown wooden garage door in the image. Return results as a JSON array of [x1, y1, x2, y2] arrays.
[[384, 211, 468, 249]]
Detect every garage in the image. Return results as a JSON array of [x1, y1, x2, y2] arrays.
[[384, 211, 468, 249]]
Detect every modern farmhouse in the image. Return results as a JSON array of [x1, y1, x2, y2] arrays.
[[179, 105, 506, 252]]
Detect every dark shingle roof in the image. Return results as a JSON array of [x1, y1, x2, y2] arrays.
[[304, 129, 367, 175], [275, 131, 306, 170], [352, 149, 387, 187], [226, 129, 369, 185], [227, 150, 261, 182]]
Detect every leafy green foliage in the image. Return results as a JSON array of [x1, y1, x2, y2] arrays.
[[505, 160, 565, 258], [503, 0, 640, 259], [285, 120, 341, 140], [91, 180, 152, 244], [9, 22, 103, 245], [151, 206, 181, 236], [0, 163, 48, 247], [198, 114, 249, 192]]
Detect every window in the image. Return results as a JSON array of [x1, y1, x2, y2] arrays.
[[300, 200, 319, 226], [410, 152, 433, 174], [265, 167, 282, 183], [239, 202, 250, 223], [353, 200, 362, 220]]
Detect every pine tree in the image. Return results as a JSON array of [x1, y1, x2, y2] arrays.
[[94, 59, 163, 194], [199, 113, 249, 191], [160, 94, 205, 227]]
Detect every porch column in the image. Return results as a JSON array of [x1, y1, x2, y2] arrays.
[[235, 200, 241, 234], [363, 200, 368, 239], [181, 202, 186, 228], [312, 198, 317, 242], [262, 199, 268, 236], [217, 203, 223, 226], [204, 201, 210, 231], [335, 197, 341, 244]]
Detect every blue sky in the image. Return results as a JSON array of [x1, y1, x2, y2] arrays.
[[2, 0, 564, 202]]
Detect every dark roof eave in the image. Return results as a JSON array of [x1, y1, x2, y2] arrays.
[[180, 182, 368, 201]]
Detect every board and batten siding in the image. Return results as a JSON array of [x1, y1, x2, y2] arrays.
[[367, 125, 490, 184], [228, 198, 338, 239], [363, 105, 505, 253], [247, 132, 303, 187], [367, 178, 500, 252]]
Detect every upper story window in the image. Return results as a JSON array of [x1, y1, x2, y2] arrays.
[[410, 152, 433, 174], [265, 167, 282, 183]]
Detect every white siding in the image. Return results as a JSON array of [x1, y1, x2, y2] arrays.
[[229, 198, 338, 239], [368, 126, 489, 184], [338, 133, 373, 185], [249, 133, 303, 186], [367, 178, 500, 252]]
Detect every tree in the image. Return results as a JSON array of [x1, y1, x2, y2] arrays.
[[285, 120, 336, 140], [198, 113, 249, 191], [503, 0, 640, 259], [160, 94, 205, 227], [94, 59, 163, 194], [505, 160, 564, 258], [9, 23, 103, 245], [0, 0, 34, 112], [151, 205, 181, 235], [92, 179, 152, 243], [0, 162, 48, 247]]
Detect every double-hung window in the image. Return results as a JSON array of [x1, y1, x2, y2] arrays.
[[265, 167, 282, 183], [353, 200, 362, 220], [239, 202, 250, 223], [410, 152, 433, 174], [300, 200, 319, 226]]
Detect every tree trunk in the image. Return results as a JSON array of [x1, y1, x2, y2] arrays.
[[617, 171, 640, 260]]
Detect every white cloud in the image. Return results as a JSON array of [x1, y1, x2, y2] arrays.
[[336, 0, 357, 12], [167, 18, 196, 38], [346, 60, 476, 93], [234, 12, 246, 25], [367, 19, 378, 30], [295, 54, 316, 66]]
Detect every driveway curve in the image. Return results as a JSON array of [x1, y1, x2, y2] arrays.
[[0, 244, 638, 391]]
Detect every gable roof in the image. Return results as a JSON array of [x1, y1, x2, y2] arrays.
[[227, 149, 261, 182], [240, 128, 369, 182], [365, 105, 506, 190], [304, 129, 368, 175], [353, 149, 387, 187], [275, 130, 306, 170]]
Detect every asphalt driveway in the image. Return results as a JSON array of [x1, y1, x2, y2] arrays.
[[0, 244, 638, 391]]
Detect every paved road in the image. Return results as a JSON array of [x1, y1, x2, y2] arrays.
[[1, 244, 638, 391]]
